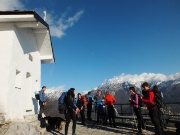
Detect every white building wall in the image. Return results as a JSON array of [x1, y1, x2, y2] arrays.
[[0, 26, 14, 116], [0, 25, 41, 121]]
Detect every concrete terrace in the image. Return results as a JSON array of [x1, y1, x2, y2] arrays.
[[45, 120, 177, 135], [0, 114, 177, 135], [44, 103, 179, 135]]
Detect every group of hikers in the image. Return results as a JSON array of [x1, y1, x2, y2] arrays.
[[129, 82, 164, 135], [59, 88, 117, 135], [37, 81, 164, 135]]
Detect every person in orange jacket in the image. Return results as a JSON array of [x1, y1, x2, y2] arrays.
[[104, 91, 117, 128]]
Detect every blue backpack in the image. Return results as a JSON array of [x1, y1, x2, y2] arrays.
[[87, 95, 93, 103], [58, 92, 67, 114], [74, 98, 77, 107]]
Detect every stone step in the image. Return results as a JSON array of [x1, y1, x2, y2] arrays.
[[24, 114, 38, 122], [29, 120, 41, 130], [38, 128, 47, 135], [0, 114, 5, 124], [0, 123, 10, 135], [29, 119, 48, 135]]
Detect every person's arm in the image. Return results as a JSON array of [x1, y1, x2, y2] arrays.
[[104, 97, 107, 105], [94, 96, 97, 102], [142, 91, 154, 104], [92, 96, 94, 102], [74, 98, 77, 107], [81, 99, 84, 110], [113, 96, 116, 104], [39, 90, 45, 102], [102, 95, 105, 101], [43, 92, 46, 103]]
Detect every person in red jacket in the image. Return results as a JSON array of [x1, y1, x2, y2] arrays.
[[76, 93, 85, 125], [104, 91, 117, 128], [141, 82, 162, 135]]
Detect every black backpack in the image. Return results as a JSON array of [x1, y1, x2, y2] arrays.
[[35, 91, 40, 100], [131, 94, 143, 107], [136, 94, 143, 107], [153, 90, 163, 108]]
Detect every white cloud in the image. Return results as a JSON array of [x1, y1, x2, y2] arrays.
[[0, 0, 24, 10], [0, 0, 83, 38], [104, 72, 180, 85], [46, 9, 84, 38]]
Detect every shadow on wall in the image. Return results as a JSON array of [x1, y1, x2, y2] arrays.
[[14, 28, 39, 54], [32, 97, 38, 114]]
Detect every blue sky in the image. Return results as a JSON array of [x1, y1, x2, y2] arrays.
[[1, 0, 180, 93]]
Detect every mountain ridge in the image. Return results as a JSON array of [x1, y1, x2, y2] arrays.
[[44, 73, 180, 116], [45, 73, 180, 100]]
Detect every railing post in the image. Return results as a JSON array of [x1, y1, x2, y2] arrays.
[[120, 104, 123, 123]]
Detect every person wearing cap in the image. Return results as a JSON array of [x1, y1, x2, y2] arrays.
[[38, 86, 46, 119]]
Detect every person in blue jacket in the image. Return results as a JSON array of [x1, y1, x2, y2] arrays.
[[86, 91, 94, 120], [38, 86, 46, 119]]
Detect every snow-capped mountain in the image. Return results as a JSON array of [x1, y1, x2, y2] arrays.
[[87, 73, 180, 104], [97, 72, 180, 90], [44, 72, 180, 116], [45, 86, 65, 100], [45, 73, 180, 102]]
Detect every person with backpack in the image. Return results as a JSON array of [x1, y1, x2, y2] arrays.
[[141, 82, 162, 135], [104, 91, 117, 128], [152, 85, 165, 130], [74, 97, 79, 120], [76, 93, 86, 125], [94, 90, 104, 123], [86, 91, 94, 120], [38, 86, 46, 119], [129, 87, 146, 134], [64, 88, 79, 135]]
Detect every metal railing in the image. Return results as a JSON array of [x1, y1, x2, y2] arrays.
[[113, 102, 180, 117]]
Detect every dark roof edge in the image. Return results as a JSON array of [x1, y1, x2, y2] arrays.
[[48, 30, 55, 63], [0, 10, 49, 29]]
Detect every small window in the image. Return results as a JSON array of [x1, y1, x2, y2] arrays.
[[15, 70, 21, 89], [26, 72, 31, 78], [16, 70, 20, 75], [36, 80, 39, 91], [29, 54, 33, 62]]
